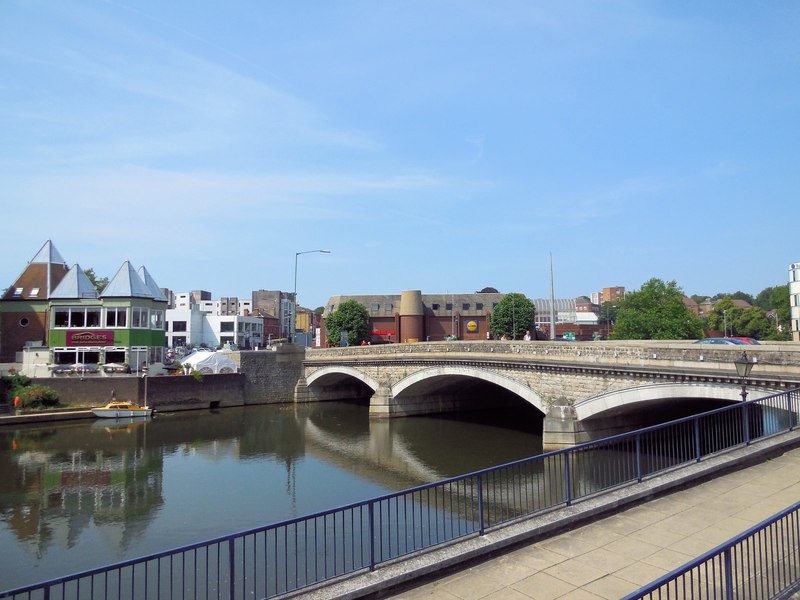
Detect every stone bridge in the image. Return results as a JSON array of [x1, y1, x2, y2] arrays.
[[295, 340, 800, 449]]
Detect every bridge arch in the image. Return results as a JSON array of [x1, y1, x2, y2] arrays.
[[392, 366, 548, 415], [305, 365, 380, 392], [574, 382, 773, 421]]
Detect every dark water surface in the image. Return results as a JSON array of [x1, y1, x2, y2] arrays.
[[0, 401, 543, 590]]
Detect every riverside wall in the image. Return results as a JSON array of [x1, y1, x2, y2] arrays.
[[21, 345, 307, 412]]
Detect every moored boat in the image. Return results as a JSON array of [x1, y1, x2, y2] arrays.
[[92, 401, 153, 418]]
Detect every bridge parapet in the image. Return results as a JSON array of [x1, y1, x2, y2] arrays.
[[307, 340, 800, 378]]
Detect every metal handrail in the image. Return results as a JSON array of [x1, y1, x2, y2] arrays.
[[2, 387, 799, 600], [623, 501, 800, 599]]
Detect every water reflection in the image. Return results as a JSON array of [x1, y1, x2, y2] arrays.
[[0, 402, 543, 590]]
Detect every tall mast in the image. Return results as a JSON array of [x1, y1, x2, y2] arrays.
[[549, 253, 556, 340]]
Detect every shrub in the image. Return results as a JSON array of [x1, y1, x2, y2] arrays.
[[16, 384, 60, 409], [191, 369, 204, 383]]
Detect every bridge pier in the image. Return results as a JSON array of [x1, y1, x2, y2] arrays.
[[543, 399, 588, 451], [368, 384, 393, 417]]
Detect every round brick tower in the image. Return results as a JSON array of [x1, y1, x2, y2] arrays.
[[399, 290, 424, 342]]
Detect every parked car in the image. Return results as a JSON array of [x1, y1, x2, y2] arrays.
[[694, 338, 746, 345], [730, 337, 761, 345]]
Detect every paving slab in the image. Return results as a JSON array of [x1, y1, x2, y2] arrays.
[[386, 441, 800, 600]]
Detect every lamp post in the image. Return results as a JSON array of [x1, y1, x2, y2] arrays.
[[292, 250, 331, 344], [723, 309, 728, 337], [734, 350, 755, 402]]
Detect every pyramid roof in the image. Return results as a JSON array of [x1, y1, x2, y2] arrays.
[[50, 264, 100, 299], [100, 261, 153, 298], [137, 266, 167, 302], [31, 240, 67, 266], [2, 240, 70, 300]]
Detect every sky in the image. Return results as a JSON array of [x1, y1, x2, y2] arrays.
[[1, 1, 798, 309]]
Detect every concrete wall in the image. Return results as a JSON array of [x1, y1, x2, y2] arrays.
[[34, 373, 246, 412], [229, 345, 306, 404]]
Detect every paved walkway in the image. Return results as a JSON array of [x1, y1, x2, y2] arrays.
[[388, 445, 800, 600]]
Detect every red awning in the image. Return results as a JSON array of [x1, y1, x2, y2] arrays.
[[372, 330, 395, 335]]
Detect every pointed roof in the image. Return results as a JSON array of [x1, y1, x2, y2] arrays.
[[50, 264, 100, 299], [137, 266, 167, 302], [2, 240, 70, 300], [100, 261, 153, 298], [30, 240, 67, 266]]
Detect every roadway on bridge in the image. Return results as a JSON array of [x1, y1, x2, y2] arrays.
[[389, 441, 800, 599]]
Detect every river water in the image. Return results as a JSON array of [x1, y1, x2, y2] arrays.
[[0, 401, 544, 590]]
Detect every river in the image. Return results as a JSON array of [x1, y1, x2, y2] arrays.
[[0, 400, 544, 590]]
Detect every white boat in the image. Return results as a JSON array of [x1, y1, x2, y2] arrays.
[[92, 401, 153, 418]]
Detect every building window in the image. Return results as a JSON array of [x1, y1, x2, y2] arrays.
[[173, 335, 187, 346], [19, 318, 29, 327], [462, 303, 470, 311], [86, 307, 101, 327], [106, 308, 128, 327], [220, 321, 234, 332], [476, 303, 483, 311], [432, 303, 440, 311], [131, 307, 149, 328], [53, 306, 103, 328], [13, 288, 22, 297], [446, 303, 453, 311], [30, 288, 40, 297], [385, 304, 393, 312], [173, 321, 187, 332], [150, 310, 164, 330], [371, 303, 380, 312]]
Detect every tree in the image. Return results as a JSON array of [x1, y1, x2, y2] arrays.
[[84, 268, 109, 293], [613, 278, 704, 340], [489, 293, 535, 340], [325, 300, 369, 347]]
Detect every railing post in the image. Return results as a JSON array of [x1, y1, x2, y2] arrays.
[[564, 452, 572, 506], [724, 548, 734, 600], [229, 539, 236, 600], [743, 402, 751, 446], [368, 502, 376, 571], [694, 417, 702, 463], [635, 433, 643, 482], [477, 475, 485, 535], [789, 392, 795, 431]]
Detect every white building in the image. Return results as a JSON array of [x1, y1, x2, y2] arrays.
[[165, 293, 264, 350], [790, 262, 800, 342]]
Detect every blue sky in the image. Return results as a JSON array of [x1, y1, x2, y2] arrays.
[[2, 1, 798, 309]]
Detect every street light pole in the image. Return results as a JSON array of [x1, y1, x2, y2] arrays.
[[734, 350, 755, 402], [292, 250, 331, 344], [734, 350, 756, 445]]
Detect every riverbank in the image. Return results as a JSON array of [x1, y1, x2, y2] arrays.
[[0, 408, 97, 425]]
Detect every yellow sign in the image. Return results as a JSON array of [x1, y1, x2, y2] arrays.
[[466, 320, 478, 332]]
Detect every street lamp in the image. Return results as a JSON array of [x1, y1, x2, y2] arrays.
[[292, 250, 331, 344], [734, 350, 755, 401]]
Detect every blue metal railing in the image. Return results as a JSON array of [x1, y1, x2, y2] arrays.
[[2, 387, 799, 600], [623, 501, 800, 599]]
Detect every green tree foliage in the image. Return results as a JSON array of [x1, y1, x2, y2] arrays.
[[84, 268, 109, 292], [489, 293, 535, 340], [709, 296, 784, 340], [325, 300, 370, 346], [613, 278, 704, 340], [599, 301, 617, 324]]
